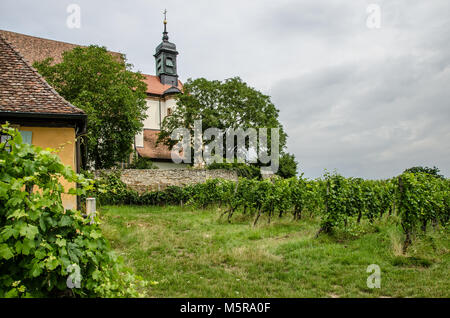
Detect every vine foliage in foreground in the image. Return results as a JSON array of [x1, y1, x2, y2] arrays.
[[0, 124, 146, 297]]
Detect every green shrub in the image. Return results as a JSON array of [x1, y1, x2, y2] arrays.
[[395, 172, 449, 252], [0, 125, 146, 297], [128, 153, 158, 170], [403, 166, 444, 179], [276, 152, 298, 179], [207, 162, 261, 179], [88, 171, 139, 206]]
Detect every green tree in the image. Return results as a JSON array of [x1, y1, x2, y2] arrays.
[[157, 77, 287, 165], [33, 46, 147, 169], [276, 152, 298, 178], [403, 166, 444, 179]]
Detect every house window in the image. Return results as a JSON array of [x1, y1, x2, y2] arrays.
[[19, 131, 32, 145], [1, 130, 32, 152]]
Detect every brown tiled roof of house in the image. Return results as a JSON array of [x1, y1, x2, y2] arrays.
[[0, 35, 85, 115], [136, 129, 183, 161], [0, 30, 182, 97], [0, 29, 123, 65], [142, 74, 183, 96]]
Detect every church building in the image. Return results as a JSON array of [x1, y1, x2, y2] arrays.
[[0, 14, 185, 169], [134, 16, 185, 169]]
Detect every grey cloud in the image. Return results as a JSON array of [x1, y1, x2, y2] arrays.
[[1, 0, 449, 178], [272, 53, 450, 178], [253, 0, 366, 41]]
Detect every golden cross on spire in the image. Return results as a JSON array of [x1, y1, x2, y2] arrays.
[[163, 9, 167, 24]]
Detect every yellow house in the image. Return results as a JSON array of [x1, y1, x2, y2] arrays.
[[0, 35, 87, 210]]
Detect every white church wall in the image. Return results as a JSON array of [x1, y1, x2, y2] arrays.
[[134, 95, 178, 149], [135, 131, 144, 148], [143, 98, 161, 130], [165, 97, 177, 116]]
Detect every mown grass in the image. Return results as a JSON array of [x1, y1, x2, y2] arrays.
[[99, 205, 449, 298]]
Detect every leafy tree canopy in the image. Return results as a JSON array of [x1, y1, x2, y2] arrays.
[[157, 77, 287, 164], [403, 166, 444, 179], [33, 46, 148, 169], [276, 152, 298, 178]]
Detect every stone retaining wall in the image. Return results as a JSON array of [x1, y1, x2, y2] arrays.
[[96, 169, 238, 193]]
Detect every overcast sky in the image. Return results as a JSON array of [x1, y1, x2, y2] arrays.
[[1, 0, 449, 179]]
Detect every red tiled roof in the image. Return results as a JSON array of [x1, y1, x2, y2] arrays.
[[142, 74, 183, 96], [0, 29, 123, 65], [136, 129, 183, 160], [0, 35, 85, 115]]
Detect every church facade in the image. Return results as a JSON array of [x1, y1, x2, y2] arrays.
[[134, 18, 185, 168]]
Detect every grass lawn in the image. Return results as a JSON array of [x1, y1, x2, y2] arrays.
[[99, 205, 449, 298]]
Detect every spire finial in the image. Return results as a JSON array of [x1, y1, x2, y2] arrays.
[[162, 9, 169, 41]]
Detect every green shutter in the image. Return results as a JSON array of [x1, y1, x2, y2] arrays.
[[19, 131, 33, 145]]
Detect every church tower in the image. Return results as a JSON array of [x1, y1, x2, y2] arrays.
[[133, 9, 184, 168], [154, 10, 179, 86]]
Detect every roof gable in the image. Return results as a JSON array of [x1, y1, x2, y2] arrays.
[[0, 30, 123, 65], [0, 35, 85, 116]]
